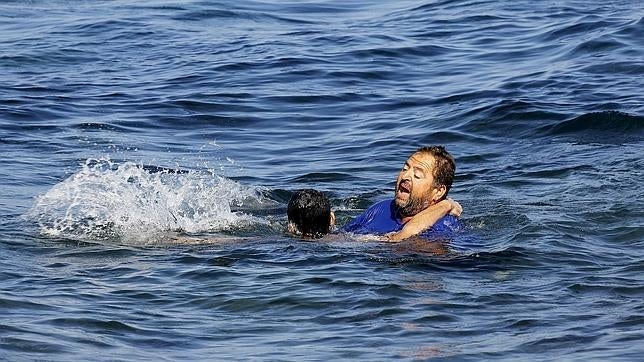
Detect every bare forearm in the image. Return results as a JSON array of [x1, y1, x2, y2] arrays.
[[387, 200, 453, 242]]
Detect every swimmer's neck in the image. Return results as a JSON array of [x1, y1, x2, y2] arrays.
[[396, 208, 413, 224]]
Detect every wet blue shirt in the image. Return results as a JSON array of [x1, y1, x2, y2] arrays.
[[343, 199, 462, 238]]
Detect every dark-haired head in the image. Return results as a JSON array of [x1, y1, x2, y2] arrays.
[[287, 189, 334, 238], [413, 145, 455, 197]]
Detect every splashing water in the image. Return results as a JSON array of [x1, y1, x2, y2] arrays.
[[28, 158, 267, 243]]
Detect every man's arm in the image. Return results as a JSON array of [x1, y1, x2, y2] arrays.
[[386, 199, 462, 242]]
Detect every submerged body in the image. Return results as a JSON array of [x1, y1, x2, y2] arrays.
[[343, 199, 463, 239]]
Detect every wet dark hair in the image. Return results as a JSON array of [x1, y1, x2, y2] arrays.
[[415, 145, 456, 197], [287, 189, 331, 238]]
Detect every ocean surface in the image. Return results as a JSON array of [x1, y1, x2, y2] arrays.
[[1, 0, 643, 360]]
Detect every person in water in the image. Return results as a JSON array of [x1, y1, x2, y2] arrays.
[[289, 144, 461, 240], [344, 145, 462, 241], [287, 189, 336, 238]]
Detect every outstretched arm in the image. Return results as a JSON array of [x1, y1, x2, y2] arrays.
[[386, 198, 462, 242]]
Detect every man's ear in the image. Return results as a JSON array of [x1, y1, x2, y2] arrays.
[[432, 185, 447, 203], [329, 211, 336, 226]]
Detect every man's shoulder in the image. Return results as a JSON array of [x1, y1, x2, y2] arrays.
[[343, 198, 399, 234], [351, 198, 395, 221], [421, 214, 464, 236], [360, 198, 397, 220], [366, 198, 394, 211]]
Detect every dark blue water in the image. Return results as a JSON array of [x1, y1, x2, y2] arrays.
[[1, 1, 643, 360]]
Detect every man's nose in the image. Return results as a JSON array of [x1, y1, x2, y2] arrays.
[[401, 168, 412, 180]]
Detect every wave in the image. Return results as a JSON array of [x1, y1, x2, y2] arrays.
[[458, 101, 643, 142], [543, 111, 644, 136], [27, 158, 269, 243]]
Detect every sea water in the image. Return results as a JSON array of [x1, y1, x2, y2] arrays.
[[1, 1, 643, 360]]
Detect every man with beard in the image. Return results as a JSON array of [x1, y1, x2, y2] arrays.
[[344, 146, 462, 241]]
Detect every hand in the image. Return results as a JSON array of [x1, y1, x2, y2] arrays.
[[445, 198, 462, 217]]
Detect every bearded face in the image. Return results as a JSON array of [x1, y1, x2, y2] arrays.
[[394, 153, 445, 218], [395, 182, 432, 217]]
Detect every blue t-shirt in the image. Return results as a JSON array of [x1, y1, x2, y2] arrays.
[[343, 199, 462, 238]]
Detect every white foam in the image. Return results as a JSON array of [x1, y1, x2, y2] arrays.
[[28, 157, 267, 243]]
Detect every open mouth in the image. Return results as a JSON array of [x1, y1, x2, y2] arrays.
[[396, 180, 411, 198]]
